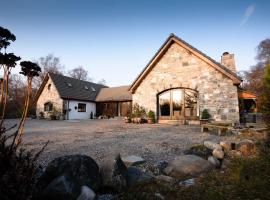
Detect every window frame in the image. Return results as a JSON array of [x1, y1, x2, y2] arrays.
[[44, 102, 53, 112], [78, 103, 86, 112]]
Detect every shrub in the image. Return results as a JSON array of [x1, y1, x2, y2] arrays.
[[201, 109, 211, 119], [147, 110, 155, 120], [132, 103, 146, 118], [261, 64, 270, 128]]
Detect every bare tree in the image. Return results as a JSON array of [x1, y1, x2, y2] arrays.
[[33, 54, 64, 88], [257, 39, 270, 64], [68, 66, 90, 81]]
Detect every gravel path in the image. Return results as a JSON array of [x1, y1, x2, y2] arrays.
[[4, 118, 236, 166]]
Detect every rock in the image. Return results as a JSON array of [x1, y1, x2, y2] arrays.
[[220, 141, 232, 151], [221, 159, 231, 169], [122, 155, 145, 166], [207, 156, 220, 168], [163, 155, 213, 179], [155, 193, 165, 200], [212, 149, 224, 159], [184, 144, 212, 159], [98, 194, 116, 200], [228, 150, 242, 158], [77, 186, 95, 200], [154, 160, 168, 171], [131, 161, 167, 177], [155, 175, 175, 185], [37, 155, 102, 200], [100, 154, 128, 191], [40, 175, 78, 200], [204, 141, 222, 150], [236, 139, 256, 156], [127, 167, 154, 187], [179, 178, 195, 187]]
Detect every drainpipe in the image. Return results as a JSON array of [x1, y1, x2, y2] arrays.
[[67, 100, 70, 120]]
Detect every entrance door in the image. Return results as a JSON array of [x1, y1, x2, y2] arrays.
[[158, 89, 184, 120]]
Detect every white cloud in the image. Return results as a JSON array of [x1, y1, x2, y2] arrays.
[[240, 5, 255, 26]]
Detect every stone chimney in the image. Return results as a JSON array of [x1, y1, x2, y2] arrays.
[[221, 52, 236, 74]]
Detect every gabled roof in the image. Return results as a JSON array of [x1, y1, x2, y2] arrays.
[[129, 34, 242, 93], [96, 86, 132, 102], [35, 73, 107, 102]]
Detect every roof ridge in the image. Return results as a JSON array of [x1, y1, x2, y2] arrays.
[[48, 72, 106, 87]]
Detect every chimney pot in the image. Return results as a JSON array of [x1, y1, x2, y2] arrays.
[[221, 52, 236, 74]]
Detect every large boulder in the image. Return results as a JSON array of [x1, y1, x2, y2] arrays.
[[77, 186, 96, 200], [100, 154, 128, 191], [184, 144, 212, 159], [127, 167, 154, 187], [40, 175, 78, 200], [212, 149, 224, 159], [122, 155, 145, 166], [207, 156, 220, 168], [203, 141, 222, 150], [163, 155, 213, 179], [236, 139, 256, 156], [37, 155, 102, 200]]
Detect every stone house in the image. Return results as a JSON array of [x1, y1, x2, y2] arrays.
[[36, 34, 246, 122], [129, 34, 241, 123]]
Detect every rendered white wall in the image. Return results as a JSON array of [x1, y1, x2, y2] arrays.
[[67, 100, 96, 120]]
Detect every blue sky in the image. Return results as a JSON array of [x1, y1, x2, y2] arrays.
[[1, 0, 269, 86]]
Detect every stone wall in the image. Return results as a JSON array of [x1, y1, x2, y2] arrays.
[[36, 77, 63, 118], [132, 42, 239, 122]]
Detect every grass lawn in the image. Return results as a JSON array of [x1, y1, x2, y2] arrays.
[[119, 141, 270, 200]]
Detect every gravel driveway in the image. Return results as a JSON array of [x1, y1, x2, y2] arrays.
[[4, 118, 235, 166]]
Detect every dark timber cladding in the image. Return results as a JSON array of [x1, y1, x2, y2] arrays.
[[95, 86, 132, 117]]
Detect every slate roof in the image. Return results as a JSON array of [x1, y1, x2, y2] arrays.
[[96, 86, 132, 102], [49, 73, 107, 101]]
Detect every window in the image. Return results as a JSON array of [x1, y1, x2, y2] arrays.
[[48, 84, 51, 90], [78, 103, 86, 112], [158, 88, 198, 120], [44, 102, 53, 111], [91, 87, 96, 92]]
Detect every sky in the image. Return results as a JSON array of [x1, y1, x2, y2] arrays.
[[0, 0, 270, 86]]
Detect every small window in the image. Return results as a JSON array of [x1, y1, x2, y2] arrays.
[[66, 82, 72, 87], [44, 102, 53, 111], [78, 103, 86, 112], [84, 86, 89, 90], [48, 84, 51, 90], [91, 87, 96, 92]]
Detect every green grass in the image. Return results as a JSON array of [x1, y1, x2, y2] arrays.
[[119, 142, 270, 200]]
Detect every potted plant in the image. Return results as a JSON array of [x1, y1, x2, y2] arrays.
[[131, 103, 146, 123], [147, 110, 155, 124], [49, 108, 59, 120], [200, 109, 211, 124], [124, 114, 132, 123]]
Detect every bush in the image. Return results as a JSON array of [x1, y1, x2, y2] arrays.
[[132, 103, 146, 118], [147, 110, 155, 119], [261, 64, 270, 128], [201, 109, 211, 119]]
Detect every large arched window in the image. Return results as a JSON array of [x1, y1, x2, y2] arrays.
[[158, 88, 198, 120]]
